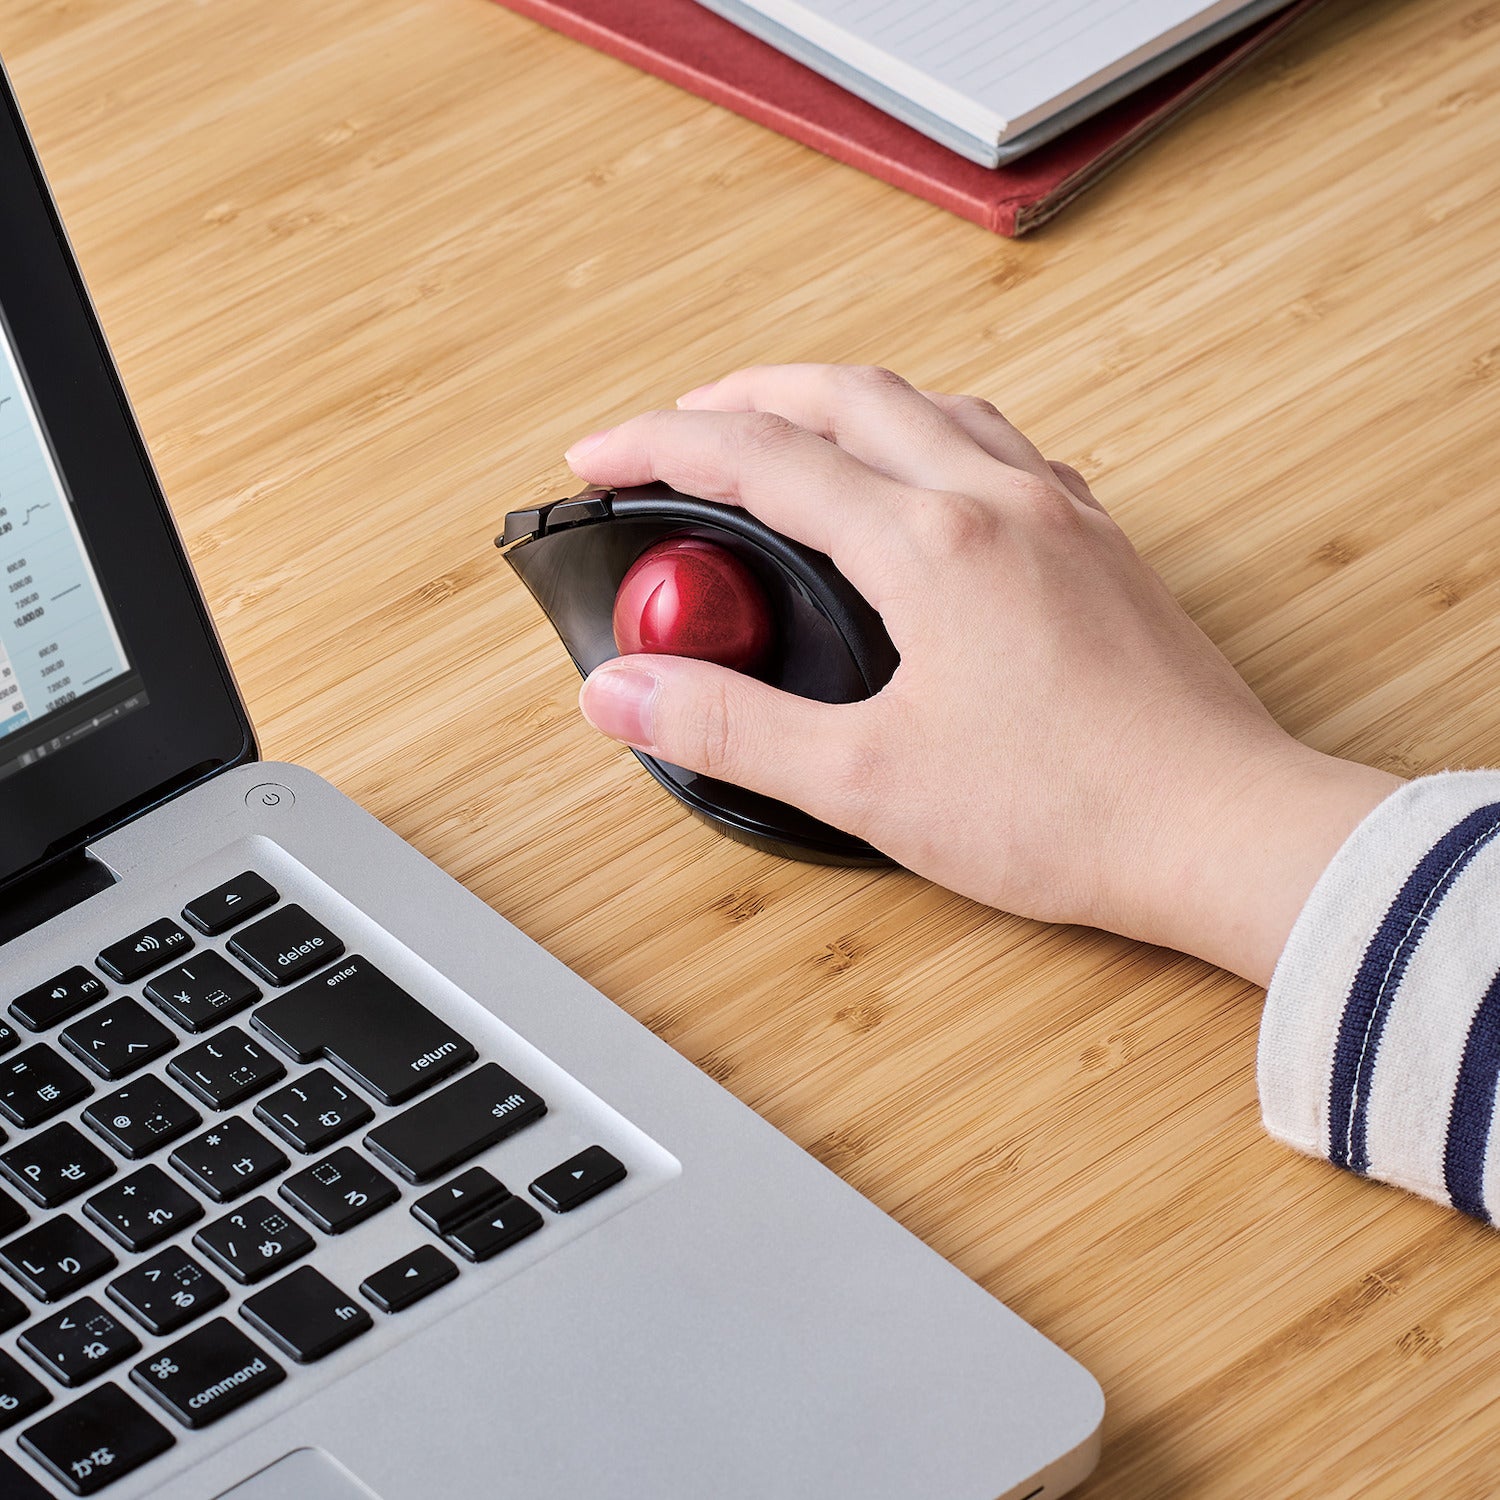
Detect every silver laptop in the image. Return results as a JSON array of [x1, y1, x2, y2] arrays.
[[0, 62, 1102, 1500]]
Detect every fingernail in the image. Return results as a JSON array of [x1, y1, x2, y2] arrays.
[[564, 427, 613, 464], [580, 665, 660, 749], [675, 382, 717, 408]]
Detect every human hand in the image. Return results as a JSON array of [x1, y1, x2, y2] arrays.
[[565, 364, 1401, 985]]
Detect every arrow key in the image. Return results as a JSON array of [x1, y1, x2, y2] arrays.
[[411, 1166, 507, 1236], [359, 1246, 458, 1313], [444, 1194, 543, 1263], [529, 1145, 627, 1214], [61, 999, 176, 1082]]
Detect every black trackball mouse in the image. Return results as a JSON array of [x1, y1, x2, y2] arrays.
[[496, 482, 900, 865]]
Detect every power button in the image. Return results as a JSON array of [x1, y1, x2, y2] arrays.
[[246, 782, 296, 810]]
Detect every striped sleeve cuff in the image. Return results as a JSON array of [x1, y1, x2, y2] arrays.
[[1259, 770, 1500, 1219]]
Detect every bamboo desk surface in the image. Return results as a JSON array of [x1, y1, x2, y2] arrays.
[[4, 0, 1498, 1493]]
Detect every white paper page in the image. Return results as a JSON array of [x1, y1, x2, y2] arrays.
[[723, 0, 1263, 139]]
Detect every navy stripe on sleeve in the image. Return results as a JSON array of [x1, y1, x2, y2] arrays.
[[1443, 968, 1500, 1220], [1328, 803, 1500, 1173]]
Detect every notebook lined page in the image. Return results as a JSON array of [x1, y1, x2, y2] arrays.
[[724, 0, 1261, 134]]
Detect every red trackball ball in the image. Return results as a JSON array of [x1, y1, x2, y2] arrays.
[[612, 536, 774, 673]]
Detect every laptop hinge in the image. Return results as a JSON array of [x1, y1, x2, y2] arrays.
[[0, 848, 117, 949]]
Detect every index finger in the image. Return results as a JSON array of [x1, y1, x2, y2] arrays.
[[565, 406, 908, 605]]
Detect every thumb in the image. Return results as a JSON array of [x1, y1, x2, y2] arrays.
[[579, 655, 876, 831]]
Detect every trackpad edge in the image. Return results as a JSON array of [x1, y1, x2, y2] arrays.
[[214, 1448, 383, 1500]]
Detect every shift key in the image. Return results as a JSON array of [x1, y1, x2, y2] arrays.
[[251, 957, 476, 1106], [364, 1063, 546, 1182]]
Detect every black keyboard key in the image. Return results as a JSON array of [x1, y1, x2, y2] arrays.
[[96, 920, 192, 984], [0, 1046, 93, 1128], [10, 968, 108, 1033], [252, 955, 475, 1106], [21, 1382, 175, 1492], [0, 1216, 116, 1303], [0, 1182, 30, 1238], [359, 1245, 458, 1313], [107, 1247, 226, 1338], [142, 953, 260, 1034], [0, 1124, 115, 1208], [240, 1266, 372, 1363], [84, 1167, 203, 1254], [0, 1016, 18, 1056], [363, 1062, 545, 1183], [168, 1029, 286, 1110], [60, 1001, 175, 1082], [193, 1198, 314, 1286], [0, 1348, 52, 1429], [530, 1145, 627, 1213], [255, 1068, 372, 1154], [82, 1077, 201, 1160], [0, 1279, 28, 1332], [0, 1452, 54, 1499], [228, 905, 343, 987], [182, 872, 278, 936], [168, 1117, 287, 1204], [132, 1319, 284, 1431], [445, 1194, 543, 1263], [412, 1166, 507, 1236], [20, 1298, 140, 1389], [279, 1149, 398, 1235]]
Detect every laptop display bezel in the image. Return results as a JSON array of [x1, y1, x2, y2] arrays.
[[0, 64, 256, 899]]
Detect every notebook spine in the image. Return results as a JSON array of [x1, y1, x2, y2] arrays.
[[497, 0, 1023, 235]]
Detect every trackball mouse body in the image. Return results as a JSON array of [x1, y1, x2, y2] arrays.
[[496, 482, 899, 864]]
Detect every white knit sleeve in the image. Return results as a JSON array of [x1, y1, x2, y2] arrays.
[[1260, 771, 1500, 1219]]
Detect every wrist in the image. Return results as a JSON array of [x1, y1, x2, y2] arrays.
[[1121, 740, 1403, 986]]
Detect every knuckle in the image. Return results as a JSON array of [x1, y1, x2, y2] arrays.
[[952, 394, 1005, 423], [840, 364, 914, 400], [910, 486, 1002, 558], [1006, 470, 1080, 525], [732, 409, 800, 462], [681, 681, 737, 777], [824, 710, 891, 828]]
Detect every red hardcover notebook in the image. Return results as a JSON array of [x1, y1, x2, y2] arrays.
[[491, 0, 1322, 236]]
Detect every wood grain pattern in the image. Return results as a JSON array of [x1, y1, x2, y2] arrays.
[[3, 0, 1499, 1491]]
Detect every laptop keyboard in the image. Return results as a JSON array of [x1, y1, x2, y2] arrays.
[[0, 866, 658, 1497]]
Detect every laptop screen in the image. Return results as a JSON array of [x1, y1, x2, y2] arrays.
[[0, 317, 148, 781], [0, 65, 254, 903]]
